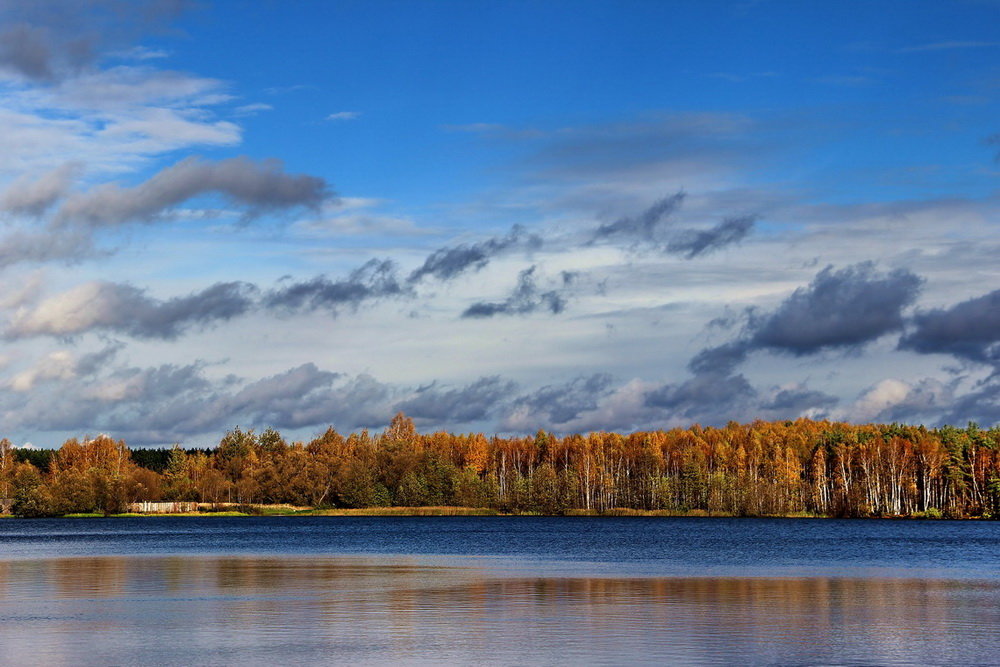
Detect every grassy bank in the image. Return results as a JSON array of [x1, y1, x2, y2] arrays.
[[48, 505, 500, 517], [304, 506, 499, 516], [62, 511, 253, 518], [563, 508, 828, 518]]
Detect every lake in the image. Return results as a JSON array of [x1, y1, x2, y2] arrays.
[[1, 517, 999, 665]]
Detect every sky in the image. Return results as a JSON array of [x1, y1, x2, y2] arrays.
[[0, 0, 998, 447]]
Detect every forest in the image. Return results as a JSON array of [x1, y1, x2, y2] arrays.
[[2, 414, 999, 518]]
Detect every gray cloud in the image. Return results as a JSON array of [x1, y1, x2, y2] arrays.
[[589, 193, 756, 258], [0, 0, 188, 81], [104, 362, 214, 404], [674, 263, 924, 410], [686, 342, 750, 376], [0, 357, 401, 444], [747, 262, 923, 356], [408, 224, 541, 282], [461, 265, 567, 318], [5, 280, 257, 340], [666, 215, 755, 258], [4, 259, 411, 342], [1, 356, 213, 436], [640, 263, 926, 426], [760, 386, 838, 414], [54, 156, 330, 228], [0, 163, 80, 217], [644, 370, 755, 423], [645, 342, 839, 426], [502, 373, 614, 427], [2, 23, 50, 79], [0, 358, 514, 443], [0, 230, 96, 268], [265, 259, 407, 315], [73, 341, 126, 377], [645, 340, 838, 426], [284, 373, 397, 431], [111, 362, 358, 440], [217, 363, 344, 430], [939, 379, 1000, 427], [394, 376, 517, 424], [592, 192, 685, 244], [899, 289, 1000, 365]]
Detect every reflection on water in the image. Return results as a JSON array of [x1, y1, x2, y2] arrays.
[[1, 556, 998, 665]]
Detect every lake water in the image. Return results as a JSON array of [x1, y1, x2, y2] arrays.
[[1, 517, 999, 665]]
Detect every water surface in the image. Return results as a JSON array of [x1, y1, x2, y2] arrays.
[[1, 517, 998, 664]]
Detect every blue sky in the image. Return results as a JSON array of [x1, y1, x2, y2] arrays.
[[0, 0, 998, 446], [157, 1, 1000, 207]]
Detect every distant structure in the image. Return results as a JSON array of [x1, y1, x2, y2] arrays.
[[129, 501, 199, 513]]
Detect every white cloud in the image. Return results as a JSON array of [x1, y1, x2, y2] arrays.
[[233, 103, 273, 117], [295, 199, 428, 237], [326, 111, 361, 121], [7, 350, 77, 392], [52, 67, 229, 110], [6, 282, 119, 338], [0, 270, 45, 308], [841, 377, 956, 424], [111, 46, 170, 62]]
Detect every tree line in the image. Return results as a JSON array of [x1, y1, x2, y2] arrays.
[[2, 414, 999, 517]]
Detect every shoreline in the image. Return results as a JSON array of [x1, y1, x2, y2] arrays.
[[0, 506, 982, 519]]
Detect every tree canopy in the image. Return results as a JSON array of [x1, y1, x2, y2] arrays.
[[3, 414, 999, 518]]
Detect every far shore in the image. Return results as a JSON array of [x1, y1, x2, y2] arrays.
[[1, 505, 975, 519]]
